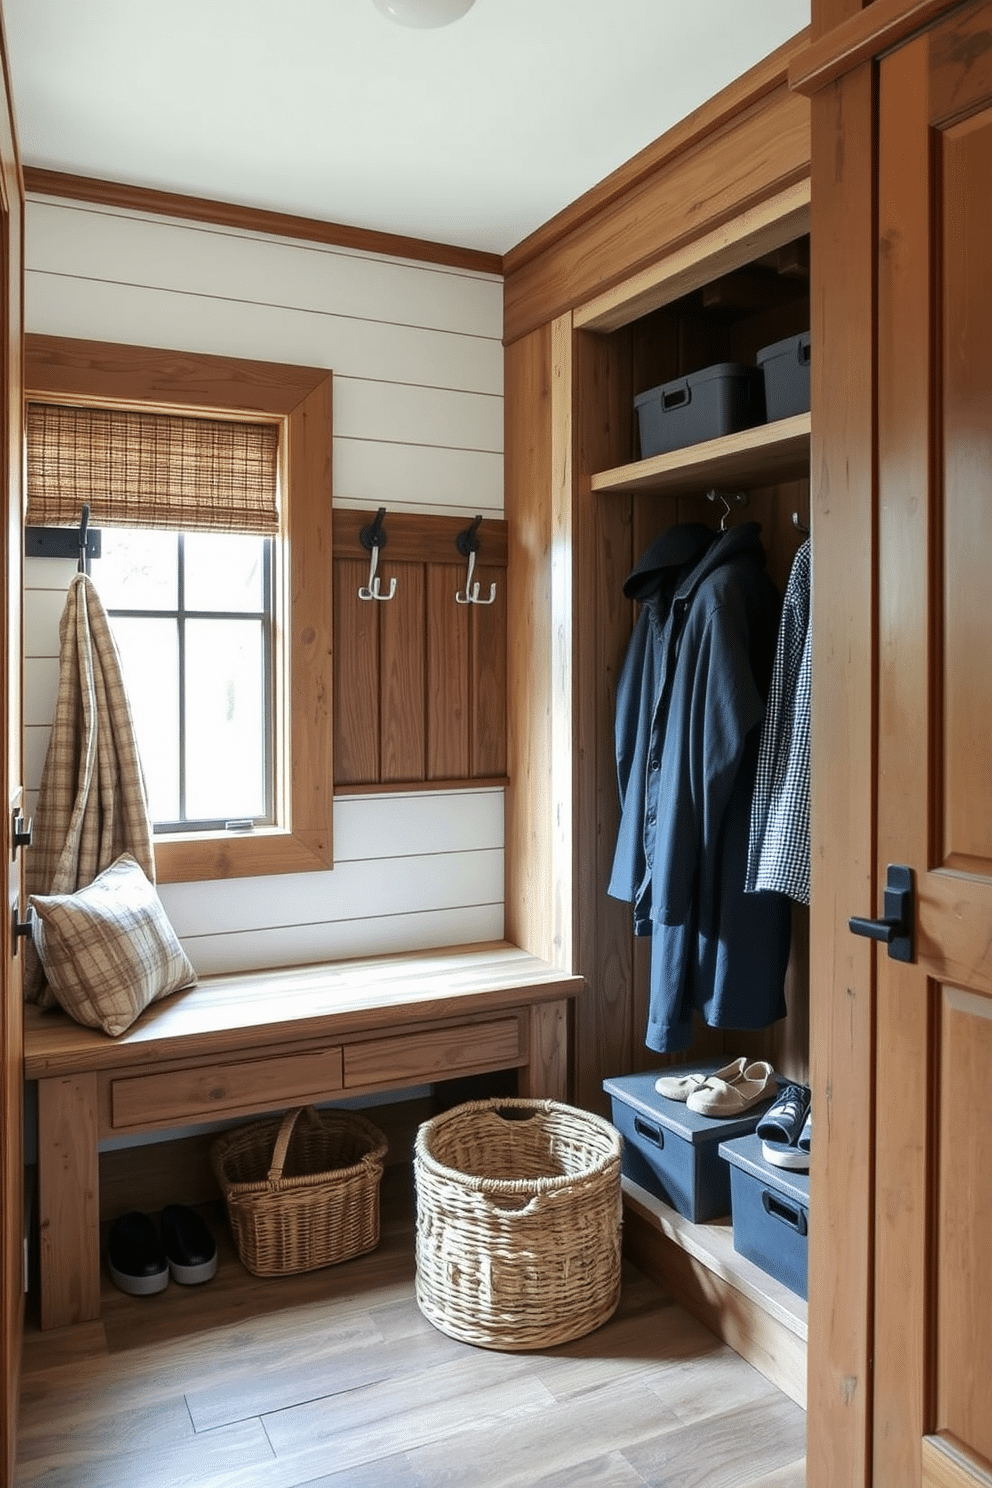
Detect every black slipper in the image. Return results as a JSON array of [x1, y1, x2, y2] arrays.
[[160, 1205, 218, 1285], [107, 1211, 169, 1296]]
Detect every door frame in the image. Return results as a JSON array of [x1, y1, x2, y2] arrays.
[[0, 10, 24, 1484]]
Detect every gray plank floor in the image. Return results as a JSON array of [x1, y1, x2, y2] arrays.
[[16, 1172, 806, 1487]]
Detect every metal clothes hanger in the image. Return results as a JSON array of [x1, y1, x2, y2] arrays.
[[705, 489, 748, 532]]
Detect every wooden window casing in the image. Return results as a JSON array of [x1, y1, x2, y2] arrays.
[[25, 334, 333, 885]]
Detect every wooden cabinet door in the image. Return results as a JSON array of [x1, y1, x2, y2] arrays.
[[874, 6, 992, 1485]]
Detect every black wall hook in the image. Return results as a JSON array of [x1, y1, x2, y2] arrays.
[[456, 514, 483, 557], [360, 507, 388, 552], [26, 504, 102, 569]]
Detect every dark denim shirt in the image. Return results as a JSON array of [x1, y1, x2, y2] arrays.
[[608, 522, 791, 1051]]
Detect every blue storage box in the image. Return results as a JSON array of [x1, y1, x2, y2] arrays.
[[719, 1134, 810, 1299], [603, 1067, 778, 1223], [634, 362, 764, 458], [756, 332, 811, 422]]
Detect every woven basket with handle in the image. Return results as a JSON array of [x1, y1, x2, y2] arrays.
[[414, 1097, 622, 1350], [210, 1104, 387, 1277]]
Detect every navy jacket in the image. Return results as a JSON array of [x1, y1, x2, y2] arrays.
[[608, 521, 791, 1052]]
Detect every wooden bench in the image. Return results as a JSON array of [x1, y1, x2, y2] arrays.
[[23, 940, 581, 1331]]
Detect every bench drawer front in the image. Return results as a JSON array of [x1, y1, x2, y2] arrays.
[[110, 1047, 344, 1129], [343, 1016, 523, 1088]]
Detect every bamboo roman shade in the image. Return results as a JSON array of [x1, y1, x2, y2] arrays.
[[26, 402, 280, 535]]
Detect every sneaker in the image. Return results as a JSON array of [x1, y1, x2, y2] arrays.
[[107, 1211, 169, 1296], [761, 1137, 810, 1170], [160, 1205, 218, 1285], [757, 1084, 811, 1170]]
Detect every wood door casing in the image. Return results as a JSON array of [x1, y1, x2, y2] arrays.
[[0, 19, 23, 1484], [875, 6, 992, 1485]]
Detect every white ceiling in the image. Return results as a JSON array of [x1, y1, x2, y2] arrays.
[[3, 0, 810, 257]]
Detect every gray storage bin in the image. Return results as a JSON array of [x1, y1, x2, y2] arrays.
[[756, 332, 811, 422], [719, 1134, 809, 1299], [634, 362, 764, 458], [603, 1067, 778, 1223]]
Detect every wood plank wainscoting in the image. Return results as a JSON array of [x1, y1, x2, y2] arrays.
[[333, 509, 507, 792]]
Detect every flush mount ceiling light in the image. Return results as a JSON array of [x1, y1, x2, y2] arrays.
[[372, 0, 475, 27]]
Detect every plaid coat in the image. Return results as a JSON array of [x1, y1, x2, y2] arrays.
[[24, 573, 155, 1006], [746, 538, 811, 905]]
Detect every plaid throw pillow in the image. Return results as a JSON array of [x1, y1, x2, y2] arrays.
[[30, 853, 197, 1037]]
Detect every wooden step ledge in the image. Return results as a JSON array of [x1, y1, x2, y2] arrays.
[[621, 1176, 807, 1409]]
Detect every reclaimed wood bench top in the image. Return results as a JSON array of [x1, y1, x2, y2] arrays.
[[23, 940, 582, 1079]]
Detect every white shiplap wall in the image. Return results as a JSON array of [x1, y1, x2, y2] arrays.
[[23, 197, 506, 977]]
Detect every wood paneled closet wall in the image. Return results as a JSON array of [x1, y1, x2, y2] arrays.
[[503, 32, 813, 1115], [506, 5, 992, 1488], [502, 20, 815, 1420]]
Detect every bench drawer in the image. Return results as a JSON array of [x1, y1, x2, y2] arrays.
[[343, 1016, 523, 1088], [110, 1047, 344, 1129]]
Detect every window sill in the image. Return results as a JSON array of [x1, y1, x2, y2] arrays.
[[154, 825, 331, 885]]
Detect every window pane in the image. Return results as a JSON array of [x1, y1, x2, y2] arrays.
[[109, 616, 180, 822], [184, 531, 265, 612], [98, 528, 178, 611], [185, 618, 267, 820]]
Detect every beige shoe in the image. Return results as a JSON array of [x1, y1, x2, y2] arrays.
[[654, 1056, 748, 1102], [685, 1061, 776, 1117]]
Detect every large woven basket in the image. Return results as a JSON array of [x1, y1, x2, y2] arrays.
[[210, 1105, 387, 1277], [414, 1097, 622, 1350]]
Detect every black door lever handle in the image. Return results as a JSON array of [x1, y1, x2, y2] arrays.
[[848, 914, 900, 943], [849, 864, 914, 963]]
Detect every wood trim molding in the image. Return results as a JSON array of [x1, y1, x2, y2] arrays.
[[503, 27, 811, 276], [574, 179, 811, 333], [789, 0, 962, 94], [805, 60, 877, 1488], [922, 1435, 992, 1488], [503, 84, 810, 346], [22, 166, 504, 278], [24, 333, 334, 885]]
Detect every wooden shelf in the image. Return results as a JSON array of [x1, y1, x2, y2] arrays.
[[590, 412, 811, 498], [621, 1176, 807, 1409]]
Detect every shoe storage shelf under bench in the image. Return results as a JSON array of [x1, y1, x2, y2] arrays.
[[22, 939, 581, 1331]]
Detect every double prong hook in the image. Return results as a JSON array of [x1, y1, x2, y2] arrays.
[[357, 507, 396, 602], [455, 515, 497, 606]]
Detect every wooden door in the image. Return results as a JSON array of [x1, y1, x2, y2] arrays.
[[874, 5, 992, 1485], [0, 25, 23, 1484]]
